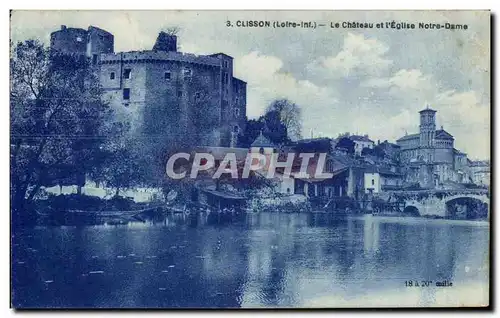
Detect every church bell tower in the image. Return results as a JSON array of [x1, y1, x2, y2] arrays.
[[419, 105, 436, 163]]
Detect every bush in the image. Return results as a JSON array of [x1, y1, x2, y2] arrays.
[[36, 193, 135, 213], [247, 193, 311, 213]]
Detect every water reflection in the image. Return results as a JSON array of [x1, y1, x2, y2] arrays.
[[12, 212, 489, 308], [363, 215, 380, 255]]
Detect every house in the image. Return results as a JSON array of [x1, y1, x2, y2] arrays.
[[348, 135, 375, 156], [363, 166, 404, 194], [292, 152, 365, 200], [250, 131, 276, 154], [469, 160, 490, 186], [376, 140, 401, 161]]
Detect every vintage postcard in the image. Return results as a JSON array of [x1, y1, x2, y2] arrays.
[[10, 10, 490, 308]]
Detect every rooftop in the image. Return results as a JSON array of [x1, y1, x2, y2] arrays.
[[251, 131, 275, 148], [419, 105, 437, 113], [435, 129, 454, 140], [349, 135, 373, 142], [470, 160, 490, 167], [364, 165, 402, 177], [380, 140, 401, 148], [208, 53, 234, 59], [396, 133, 419, 142], [99, 50, 222, 66]]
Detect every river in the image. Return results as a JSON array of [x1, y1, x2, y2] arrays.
[[11, 212, 489, 308]]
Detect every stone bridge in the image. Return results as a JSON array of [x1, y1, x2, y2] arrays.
[[393, 189, 489, 219]]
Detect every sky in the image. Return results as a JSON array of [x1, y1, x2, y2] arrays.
[[10, 10, 490, 160]]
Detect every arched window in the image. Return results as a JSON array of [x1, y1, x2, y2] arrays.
[[233, 125, 239, 133], [259, 147, 264, 154]]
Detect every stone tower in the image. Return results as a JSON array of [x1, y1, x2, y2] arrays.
[[152, 32, 177, 52], [419, 106, 436, 163], [50, 25, 114, 65]]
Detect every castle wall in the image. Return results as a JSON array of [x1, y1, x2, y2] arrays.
[[51, 26, 247, 149], [98, 51, 246, 147], [232, 78, 247, 141], [51, 25, 114, 60], [100, 59, 147, 131], [50, 26, 87, 55], [87, 27, 114, 59], [144, 60, 223, 146]]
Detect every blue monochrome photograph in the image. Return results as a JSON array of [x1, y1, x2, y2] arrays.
[[10, 10, 490, 308]]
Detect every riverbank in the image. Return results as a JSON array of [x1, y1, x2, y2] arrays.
[[353, 214, 490, 227], [18, 192, 489, 228]]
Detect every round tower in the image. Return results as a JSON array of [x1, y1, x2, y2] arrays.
[[50, 25, 87, 56]]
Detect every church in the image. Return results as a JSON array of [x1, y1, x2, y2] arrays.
[[396, 106, 469, 188]]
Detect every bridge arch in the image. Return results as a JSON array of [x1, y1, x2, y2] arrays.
[[445, 195, 489, 220], [402, 205, 420, 216], [444, 194, 489, 205]]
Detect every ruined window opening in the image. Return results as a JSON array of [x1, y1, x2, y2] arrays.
[[123, 88, 130, 100], [183, 68, 192, 77], [124, 68, 132, 79]]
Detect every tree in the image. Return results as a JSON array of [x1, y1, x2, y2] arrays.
[[240, 110, 289, 147], [261, 110, 288, 145], [165, 26, 180, 36], [10, 40, 112, 224], [334, 137, 355, 155], [92, 138, 145, 196], [266, 99, 302, 141], [238, 119, 264, 148]]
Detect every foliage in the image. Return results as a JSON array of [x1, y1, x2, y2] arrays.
[[261, 110, 288, 145], [293, 138, 333, 153], [35, 193, 135, 213], [238, 119, 264, 148], [334, 137, 355, 154], [10, 40, 113, 223], [240, 98, 302, 147], [265, 99, 302, 141]]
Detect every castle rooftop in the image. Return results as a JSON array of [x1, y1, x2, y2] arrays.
[[99, 50, 222, 67]]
